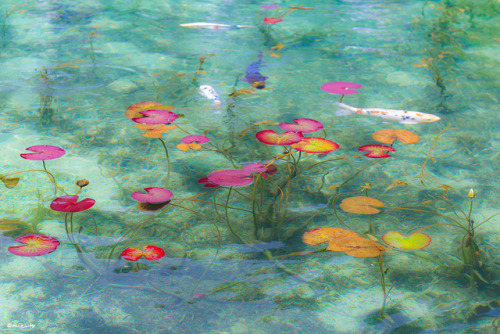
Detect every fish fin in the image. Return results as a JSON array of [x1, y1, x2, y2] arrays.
[[334, 108, 353, 116], [333, 102, 355, 116]]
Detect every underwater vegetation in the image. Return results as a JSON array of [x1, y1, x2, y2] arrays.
[[1, 2, 499, 332]]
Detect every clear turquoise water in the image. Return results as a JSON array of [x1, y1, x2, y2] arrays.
[[1, 0, 499, 333]]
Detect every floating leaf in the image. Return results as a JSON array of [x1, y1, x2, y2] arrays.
[[373, 129, 420, 145], [256, 130, 303, 145], [131, 187, 173, 204], [133, 124, 175, 138], [335, 237, 386, 257], [20, 145, 66, 161], [1, 176, 20, 188], [207, 169, 253, 187], [263, 17, 283, 24], [121, 245, 165, 261], [358, 144, 395, 158], [382, 231, 431, 250], [50, 195, 95, 212], [291, 137, 339, 154], [279, 118, 324, 133], [320, 81, 362, 95], [132, 109, 178, 125], [302, 227, 359, 251], [181, 135, 210, 144], [339, 196, 384, 214], [8, 234, 60, 257], [242, 163, 277, 178], [125, 101, 172, 119]]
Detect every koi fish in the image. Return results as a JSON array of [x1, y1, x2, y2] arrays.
[[199, 85, 221, 106], [180, 22, 254, 29], [241, 54, 268, 89], [334, 102, 440, 124]]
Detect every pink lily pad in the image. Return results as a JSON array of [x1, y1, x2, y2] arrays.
[[263, 17, 283, 24], [121, 245, 165, 261], [358, 144, 395, 158], [132, 109, 178, 124], [242, 162, 277, 178], [279, 118, 324, 133], [50, 195, 96, 212], [207, 169, 253, 187], [20, 145, 66, 161], [320, 81, 362, 95], [261, 4, 278, 9], [291, 137, 339, 154], [8, 234, 60, 257], [131, 187, 173, 204], [256, 130, 303, 145], [181, 135, 210, 144], [382, 231, 431, 250]]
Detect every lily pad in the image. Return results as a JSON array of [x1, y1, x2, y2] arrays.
[[382, 231, 431, 250], [291, 137, 339, 154], [339, 196, 384, 214]]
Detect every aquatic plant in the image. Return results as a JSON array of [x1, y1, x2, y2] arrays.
[[8, 234, 60, 257], [358, 145, 395, 158], [320, 81, 362, 102], [121, 245, 165, 261]]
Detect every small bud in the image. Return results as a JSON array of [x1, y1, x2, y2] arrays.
[[468, 188, 475, 199], [76, 179, 89, 188]]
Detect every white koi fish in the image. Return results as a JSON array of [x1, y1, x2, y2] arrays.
[[200, 85, 221, 108], [180, 22, 254, 29], [334, 102, 440, 124]]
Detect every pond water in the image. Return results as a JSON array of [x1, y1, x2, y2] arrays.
[[1, 0, 499, 333]]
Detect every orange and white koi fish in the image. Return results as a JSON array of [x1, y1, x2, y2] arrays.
[[180, 22, 254, 29], [334, 102, 440, 124]]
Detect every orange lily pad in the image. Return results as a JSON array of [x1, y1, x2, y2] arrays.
[[291, 137, 339, 154], [382, 231, 431, 250], [339, 196, 384, 214], [335, 237, 386, 257], [373, 129, 420, 145], [302, 227, 359, 250]]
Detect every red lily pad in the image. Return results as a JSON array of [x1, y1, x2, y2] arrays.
[[256, 130, 303, 145], [20, 145, 66, 161], [291, 137, 339, 154], [382, 231, 431, 250], [181, 135, 210, 144], [198, 177, 218, 187], [358, 144, 395, 158], [50, 195, 95, 212], [121, 245, 165, 261], [207, 169, 253, 187], [279, 118, 324, 133], [263, 17, 283, 24], [132, 109, 178, 124], [320, 81, 362, 95], [8, 234, 60, 257], [131, 187, 173, 204]]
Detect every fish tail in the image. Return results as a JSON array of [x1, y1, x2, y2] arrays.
[[334, 102, 356, 116]]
